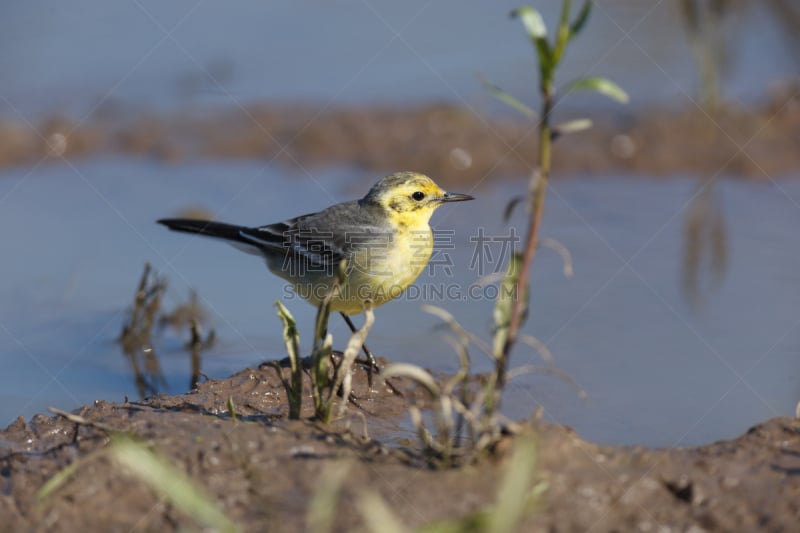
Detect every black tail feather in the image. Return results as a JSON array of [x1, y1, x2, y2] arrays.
[[157, 218, 250, 245]]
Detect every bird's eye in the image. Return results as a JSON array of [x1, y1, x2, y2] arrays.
[[412, 191, 425, 201]]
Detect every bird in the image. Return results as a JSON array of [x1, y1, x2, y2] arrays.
[[158, 171, 474, 368]]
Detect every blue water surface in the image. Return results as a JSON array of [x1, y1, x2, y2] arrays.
[[0, 158, 798, 447]]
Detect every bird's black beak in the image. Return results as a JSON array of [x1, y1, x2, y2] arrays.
[[438, 192, 475, 203]]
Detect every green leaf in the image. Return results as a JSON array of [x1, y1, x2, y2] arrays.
[[569, 1, 592, 39], [479, 75, 538, 120], [561, 76, 629, 103], [511, 7, 554, 81], [510, 7, 547, 39], [551, 118, 593, 139], [552, 0, 573, 66]]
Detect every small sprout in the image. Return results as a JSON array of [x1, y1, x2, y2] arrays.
[[227, 396, 238, 422], [275, 300, 302, 419], [273, 259, 376, 424]]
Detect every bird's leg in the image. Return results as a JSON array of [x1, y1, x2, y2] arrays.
[[339, 312, 379, 383]]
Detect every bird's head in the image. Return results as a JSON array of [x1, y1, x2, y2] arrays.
[[361, 172, 474, 225]]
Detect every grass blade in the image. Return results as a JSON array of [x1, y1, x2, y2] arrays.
[[308, 462, 351, 533], [487, 437, 538, 533], [381, 363, 440, 397], [335, 306, 375, 419], [357, 490, 409, 533], [110, 437, 239, 532], [36, 454, 91, 501]]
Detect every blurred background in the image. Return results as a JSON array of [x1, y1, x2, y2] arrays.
[[0, 0, 798, 447]]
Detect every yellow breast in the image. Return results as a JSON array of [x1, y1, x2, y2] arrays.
[[272, 218, 434, 314]]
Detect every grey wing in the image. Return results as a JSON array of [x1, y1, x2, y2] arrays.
[[239, 200, 392, 269], [236, 213, 343, 270], [293, 201, 394, 267]]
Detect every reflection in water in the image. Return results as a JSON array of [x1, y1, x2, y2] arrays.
[[679, 1, 734, 307], [683, 182, 729, 308], [118, 264, 214, 398], [159, 289, 216, 390], [765, 0, 800, 67], [182, 301, 216, 391], [679, 0, 740, 108], [118, 263, 168, 398], [678, 0, 800, 98]]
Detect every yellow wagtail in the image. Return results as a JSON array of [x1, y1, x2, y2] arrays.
[[158, 171, 473, 364]]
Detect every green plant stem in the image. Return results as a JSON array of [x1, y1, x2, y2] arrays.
[[499, 82, 554, 389]]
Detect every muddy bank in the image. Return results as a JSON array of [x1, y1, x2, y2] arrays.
[[2, 364, 798, 531], [2, 80, 799, 183]]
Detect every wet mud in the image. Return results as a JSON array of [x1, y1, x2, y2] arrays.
[[2, 80, 799, 183], [2, 363, 798, 531]]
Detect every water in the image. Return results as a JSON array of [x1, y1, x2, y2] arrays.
[[1, 1, 798, 447], [0, 1, 796, 120], [1, 158, 798, 447]]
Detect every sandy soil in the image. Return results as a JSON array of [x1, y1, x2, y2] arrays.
[[2, 363, 798, 532]]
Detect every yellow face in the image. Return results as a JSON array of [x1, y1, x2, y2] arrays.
[[363, 172, 474, 225]]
